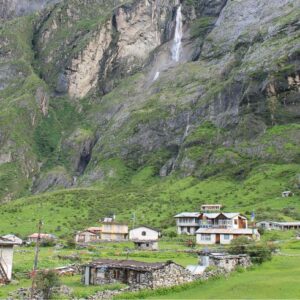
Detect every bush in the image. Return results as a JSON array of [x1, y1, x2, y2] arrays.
[[35, 270, 60, 299], [228, 237, 272, 264]]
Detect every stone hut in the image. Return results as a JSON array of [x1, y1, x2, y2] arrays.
[[203, 253, 251, 272], [83, 259, 194, 289]]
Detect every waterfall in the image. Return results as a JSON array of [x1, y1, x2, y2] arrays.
[[153, 71, 160, 81], [171, 5, 183, 62]]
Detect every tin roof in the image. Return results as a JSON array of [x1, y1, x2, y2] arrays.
[[130, 225, 161, 233], [85, 259, 174, 271], [196, 228, 258, 235], [174, 212, 201, 218], [28, 233, 56, 239]]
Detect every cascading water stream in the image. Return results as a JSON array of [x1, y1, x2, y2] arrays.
[[171, 4, 183, 62]]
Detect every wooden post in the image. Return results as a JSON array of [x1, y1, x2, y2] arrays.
[[31, 220, 43, 299]]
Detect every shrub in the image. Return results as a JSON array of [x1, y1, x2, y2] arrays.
[[35, 270, 60, 299], [228, 237, 272, 264]]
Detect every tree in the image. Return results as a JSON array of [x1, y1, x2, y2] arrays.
[[35, 270, 60, 299]]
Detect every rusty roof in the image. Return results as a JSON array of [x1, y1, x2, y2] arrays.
[[85, 259, 174, 271]]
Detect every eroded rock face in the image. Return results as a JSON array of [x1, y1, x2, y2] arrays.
[[66, 21, 113, 98], [0, 0, 60, 19]]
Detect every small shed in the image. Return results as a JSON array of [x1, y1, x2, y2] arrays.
[[83, 259, 194, 289], [129, 226, 160, 241], [0, 237, 17, 283]]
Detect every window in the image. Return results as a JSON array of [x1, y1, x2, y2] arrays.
[[142, 231, 146, 236], [201, 234, 211, 241], [234, 219, 238, 225], [223, 234, 230, 240]]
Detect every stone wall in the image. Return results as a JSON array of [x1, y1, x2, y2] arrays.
[[152, 263, 194, 289]]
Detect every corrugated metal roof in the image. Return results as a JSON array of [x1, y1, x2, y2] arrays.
[[174, 212, 200, 218], [196, 228, 258, 234]]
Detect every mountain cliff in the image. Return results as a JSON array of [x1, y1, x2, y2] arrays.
[[0, 0, 299, 224]]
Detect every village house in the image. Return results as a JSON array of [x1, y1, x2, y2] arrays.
[[0, 237, 18, 283], [27, 233, 56, 243], [2, 235, 23, 245], [100, 221, 128, 241], [83, 259, 194, 289], [129, 226, 161, 250], [175, 211, 248, 236], [75, 230, 100, 244], [257, 221, 300, 230], [129, 226, 160, 241]]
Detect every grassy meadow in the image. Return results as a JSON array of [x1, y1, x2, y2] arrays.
[[0, 232, 299, 299]]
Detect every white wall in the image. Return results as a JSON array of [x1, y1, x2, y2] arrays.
[[220, 234, 233, 244], [129, 227, 159, 241], [196, 234, 216, 245], [0, 246, 14, 281]]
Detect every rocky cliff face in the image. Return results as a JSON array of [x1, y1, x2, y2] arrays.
[[0, 0, 60, 19], [0, 0, 299, 198]]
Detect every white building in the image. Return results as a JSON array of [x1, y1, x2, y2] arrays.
[[0, 237, 17, 283], [196, 228, 260, 245], [129, 226, 160, 241], [174, 212, 248, 236], [257, 221, 300, 230]]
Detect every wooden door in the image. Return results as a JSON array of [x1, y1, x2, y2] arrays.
[[216, 234, 220, 244]]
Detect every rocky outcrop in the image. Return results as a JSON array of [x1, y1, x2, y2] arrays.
[[0, 0, 60, 19]]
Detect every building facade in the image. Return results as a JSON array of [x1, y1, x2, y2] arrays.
[[257, 221, 300, 230], [175, 212, 248, 236], [0, 237, 16, 283], [196, 228, 260, 245], [100, 222, 128, 241], [83, 259, 194, 289], [27, 233, 56, 243], [129, 226, 160, 241], [174, 213, 201, 235], [75, 230, 100, 244]]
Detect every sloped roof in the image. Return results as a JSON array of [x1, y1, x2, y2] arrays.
[[0, 237, 17, 246], [174, 212, 200, 218], [85, 259, 176, 271], [28, 233, 56, 239], [130, 225, 160, 233], [196, 228, 258, 235]]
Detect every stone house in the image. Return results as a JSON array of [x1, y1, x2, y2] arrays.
[[206, 253, 252, 272], [75, 230, 100, 244], [0, 237, 17, 283], [83, 259, 194, 289]]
